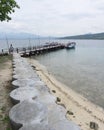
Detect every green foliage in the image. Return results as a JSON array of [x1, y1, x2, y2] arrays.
[[6, 128, 12, 130], [1, 106, 6, 112], [0, 0, 20, 21], [2, 115, 10, 123]]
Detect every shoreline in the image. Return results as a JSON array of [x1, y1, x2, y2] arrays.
[[29, 58, 104, 130]]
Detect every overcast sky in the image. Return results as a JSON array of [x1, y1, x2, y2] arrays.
[[0, 0, 104, 36]]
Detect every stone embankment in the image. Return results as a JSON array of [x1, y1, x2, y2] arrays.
[[9, 53, 80, 130]]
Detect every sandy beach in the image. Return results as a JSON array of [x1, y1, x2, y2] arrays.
[[29, 58, 104, 130]]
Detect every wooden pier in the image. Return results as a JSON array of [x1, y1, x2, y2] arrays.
[[19, 43, 65, 57], [0, 42, 65, 57]]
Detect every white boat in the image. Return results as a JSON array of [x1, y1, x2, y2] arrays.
[[65, 42, 76, 49]]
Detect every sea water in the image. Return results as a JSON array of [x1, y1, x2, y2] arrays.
[[33, 40, 104, 109]]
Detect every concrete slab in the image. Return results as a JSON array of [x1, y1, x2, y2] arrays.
[[13, 71, 38, 78], [12, 74, 39, 80], [19, 123, 54, 130], [12, 78, 45, 89], [34, 85, 50, 94], [52, 120, 80, 130], [47, 104, 67, 126], [9, 100, 48, 130], [47, 104, 80, 130], [36, 93, 56, 105], [10, 87, 39, 104]]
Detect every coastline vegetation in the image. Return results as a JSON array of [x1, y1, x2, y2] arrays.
[[0, 55, 12, 68], [0, 55, 12, 130]]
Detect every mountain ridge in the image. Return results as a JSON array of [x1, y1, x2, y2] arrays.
[[59, 32, 104, 39], [0, 32, 104, 40]]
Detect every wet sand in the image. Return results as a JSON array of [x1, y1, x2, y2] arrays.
[[29, 58, 104, 130]]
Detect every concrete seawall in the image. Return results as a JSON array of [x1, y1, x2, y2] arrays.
[[9, 53, 81, 130]]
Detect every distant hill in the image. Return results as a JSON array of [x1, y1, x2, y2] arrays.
[[59, 32, 104, 40], [1, 32, 104, 40]]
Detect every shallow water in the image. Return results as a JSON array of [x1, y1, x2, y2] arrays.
[[32, 40, 104, 109]]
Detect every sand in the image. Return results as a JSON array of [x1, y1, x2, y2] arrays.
[[29, 58, 104, 130], [0, 61, 12, 130]]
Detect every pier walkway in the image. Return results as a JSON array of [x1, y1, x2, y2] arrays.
[[9, 53, 80, 130], [0, 43, 65, 57], [20, 43, 65, 57]]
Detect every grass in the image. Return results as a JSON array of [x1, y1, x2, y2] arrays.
[[2, 115, 10, 123], [6, 128, 12, 130], [0, 55, 12, 130], [0, 106, 9, 123], [0, 114, 12, 130], [0, 55, 12, 69]]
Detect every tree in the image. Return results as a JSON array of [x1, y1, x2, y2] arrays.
[[0, 0, 20, 22]]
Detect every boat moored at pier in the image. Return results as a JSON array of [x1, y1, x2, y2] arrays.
[[65, 42, 76, 49]]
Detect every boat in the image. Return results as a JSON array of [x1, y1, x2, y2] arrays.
[[65, 42, 76, 49]]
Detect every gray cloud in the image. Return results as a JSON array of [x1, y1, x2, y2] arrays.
[[61, 13, 96, 21], [0, 0, 104, 36]]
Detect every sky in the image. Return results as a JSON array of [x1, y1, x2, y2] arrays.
[[0, 0, 104, 36]]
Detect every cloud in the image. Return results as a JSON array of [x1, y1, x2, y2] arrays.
[[0, 0, 104, 36]]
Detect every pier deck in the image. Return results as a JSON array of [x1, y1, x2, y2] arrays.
[[0, 43, 65, 57], [20, 43, 65, 57]]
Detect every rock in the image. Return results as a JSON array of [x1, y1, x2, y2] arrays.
[[67, 110, 74, 115], [90, 122, 99, 130], [31, 65, 36, 70], [52, 90, 56, 93], [56, 97, 61, 102]]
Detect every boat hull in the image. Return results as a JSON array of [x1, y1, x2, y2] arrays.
[[65, 42, 76, 49]]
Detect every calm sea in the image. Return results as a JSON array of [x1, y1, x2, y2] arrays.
[[34, 40, 104, 109], [0, 39, 104, 108]]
